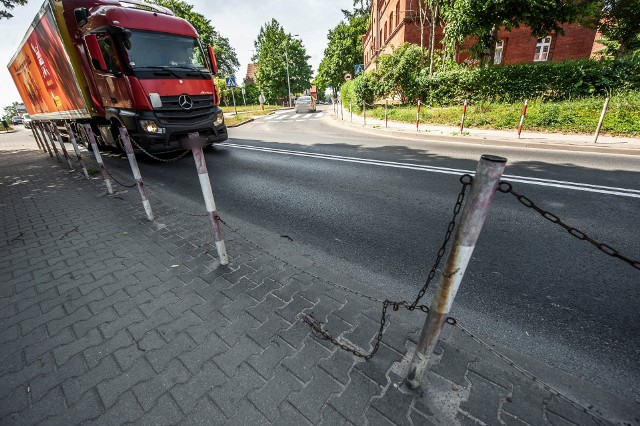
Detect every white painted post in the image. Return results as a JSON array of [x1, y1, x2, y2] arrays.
[[593, 97, 610, 144], [416, 100, 421, 131], [460, 100, 468, 133], [34, 122, 53, 158], [53, 125, 74, 170], [119, 127, 154, 221], [350, 99, 353, 122], [43, 123, 63, 163], [191, 137, 229, 265], [65, 123, 89, 179], [517, 99, 528, 138], [363, 101, 366, 126], [406, 155, 507, 390], [83, 125, 113, 195], [385, 100, 388, 128]]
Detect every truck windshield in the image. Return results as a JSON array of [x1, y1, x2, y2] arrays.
[[123, 30, 209, 71]]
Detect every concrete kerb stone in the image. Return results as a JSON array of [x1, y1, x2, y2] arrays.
[[325, 106, 640, 156]]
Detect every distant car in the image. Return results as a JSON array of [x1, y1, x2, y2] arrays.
[[11, 116, 23, 125], [294, 96, 316, 113], [22, 114, 32, 129]]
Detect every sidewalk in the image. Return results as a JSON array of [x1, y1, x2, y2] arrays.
[[327, 104, 640, 156], [1, 130, 638, 425]]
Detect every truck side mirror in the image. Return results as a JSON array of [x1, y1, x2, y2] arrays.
[[207, 46, 218, 75], [85, 34, 108, 72], [74, 8, 89, 26]]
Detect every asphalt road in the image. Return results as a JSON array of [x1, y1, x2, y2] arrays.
[[94, 108, 640, 401]]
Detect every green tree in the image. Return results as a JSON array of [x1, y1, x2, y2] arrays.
[[375, 43, 424, 102], [3, 102, 19, 121], [442, 0, 597, 66], [1, 0, 27, 19], [252, 19, 313, 103], [598, 0, 640, 57], [150, 0, 239, 75], [316, 12, 369, 97]]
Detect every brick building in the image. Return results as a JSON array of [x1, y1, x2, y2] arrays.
[[363, 0, 600, 72]]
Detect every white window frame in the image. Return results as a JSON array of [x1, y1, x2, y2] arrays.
[[494, 40, 504, 64], [534, 37, 552, 62]]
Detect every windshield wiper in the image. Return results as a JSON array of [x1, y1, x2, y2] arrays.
[[133, 66, 182, 79], [169, 66, 210, 78]]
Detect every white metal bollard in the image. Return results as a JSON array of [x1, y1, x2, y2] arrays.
[[406, 154, 507, 390], [385, 100, 388, 128], [363, 101, 366, 126], [517, 99, 528, 138], [460, 100, 468, 134], [593, 97, 610, 144], [65, 123, 89, 179], [53, 125, 74, 170], [43, 123, 63, 163], [119, 127, 154, 221], [83, 125, 113, 195], [416, 100, 421, 131], [190, 138, 229, 265]]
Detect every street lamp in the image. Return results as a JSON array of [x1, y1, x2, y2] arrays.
[[284, 34, 299, 108]]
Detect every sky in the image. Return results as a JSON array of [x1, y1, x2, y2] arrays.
[[0, 0, 354, 109]]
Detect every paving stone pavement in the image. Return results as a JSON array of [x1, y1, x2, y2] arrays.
[[1, 131, 639, 425]]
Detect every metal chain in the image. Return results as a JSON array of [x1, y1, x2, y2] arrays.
[[454, 323, 613, 426], [129, 138, 190, 163], [411, 174, 472, 308], [104, 169, 137, 188], [301, 174, 473, 360], [498, 182, 640, 271]]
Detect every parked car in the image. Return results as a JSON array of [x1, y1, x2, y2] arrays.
[[22, 114, 32, 129], [11, 116, 23, 125], [294, 96, 316, 113]]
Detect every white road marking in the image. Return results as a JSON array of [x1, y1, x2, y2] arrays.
[[219, 143, 640, 198]]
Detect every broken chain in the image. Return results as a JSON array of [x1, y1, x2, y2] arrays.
[[304, 174, 472, 360], [498, 181, 640, 271]]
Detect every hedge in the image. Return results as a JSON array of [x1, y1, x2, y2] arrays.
[[341, 56, 640, 107]]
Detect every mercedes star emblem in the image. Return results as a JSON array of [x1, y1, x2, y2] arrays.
[[178, 94, 194, 110]]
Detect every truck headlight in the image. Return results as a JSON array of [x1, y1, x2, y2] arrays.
[[214, 111, 224, 126], [139, 120, 165, 134]]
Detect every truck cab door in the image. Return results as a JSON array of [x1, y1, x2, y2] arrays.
[[88, 33, 132, 110]]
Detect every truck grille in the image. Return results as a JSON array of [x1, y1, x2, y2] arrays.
[[155, 95, 215, 125]]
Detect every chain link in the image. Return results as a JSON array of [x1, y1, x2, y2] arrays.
[[129, 138, 191, 163], [104, 169, 137, 188], [302, 174, 472, 359], [498, 182, 640, 271]]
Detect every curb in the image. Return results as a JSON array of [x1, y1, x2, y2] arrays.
[[326, 111, 640, 156]]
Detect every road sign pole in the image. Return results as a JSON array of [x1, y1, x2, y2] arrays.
[[406, 154, 507, 390], [231, 89, 238, 116], [241, 87, 246, 106]]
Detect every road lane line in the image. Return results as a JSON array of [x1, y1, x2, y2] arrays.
[[219, 143, 640, 198]]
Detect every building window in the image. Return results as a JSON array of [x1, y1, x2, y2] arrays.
[[396, 2, 400, 26], [494, 40, 504, 64], [390, 12, 394, 29], [534, 37, 552, 62], [384, 22, 387, 41]]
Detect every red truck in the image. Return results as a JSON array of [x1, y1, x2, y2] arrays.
[[7, 0, 227, 153]]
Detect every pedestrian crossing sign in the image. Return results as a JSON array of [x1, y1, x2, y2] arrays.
[[225, 77, 237, 88]]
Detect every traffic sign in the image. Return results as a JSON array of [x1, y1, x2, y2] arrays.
[[354, 64, 364, 76], [344, 73, 352, 81], [225, 77, 237, 88]]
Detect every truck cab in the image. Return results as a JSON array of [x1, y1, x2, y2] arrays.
[[62, 0, 227, 152]]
